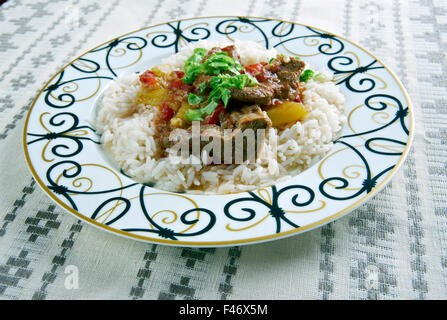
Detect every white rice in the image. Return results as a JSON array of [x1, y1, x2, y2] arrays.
[[94, 40, 346, 194]]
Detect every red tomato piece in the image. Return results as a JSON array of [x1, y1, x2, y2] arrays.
[[221, 45, 233, 53], [273, 98, 282, 105], [168, 79, 193, 92], [203, 105, 225, 125], [173, 70, 185, 79], [244, 63, 264, 76], [139, 70, 157, 86], [245, 63, 271, 82], [161, 102, 174, 121], [255, 71, 271, 82]]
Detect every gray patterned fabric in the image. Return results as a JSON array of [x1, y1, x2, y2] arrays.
[[0, 0, 446, 300]]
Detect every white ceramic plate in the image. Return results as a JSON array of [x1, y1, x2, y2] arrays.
[[23, 16, 414, 247]]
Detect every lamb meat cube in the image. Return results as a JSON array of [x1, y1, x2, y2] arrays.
[[220, 105, 272, 131], [230, 82, 279, 106], [168, 106, 270, 164]]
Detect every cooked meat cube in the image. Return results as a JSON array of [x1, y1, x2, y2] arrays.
[[166, 124, 228, 163], [168, 106, 270, 164], [203, 45, 240, 59], [220, 105, 272, 131], [201, 47, 222, 62], [221, 45, 241, 61], [166, 124, 220, 153], [157, 121, 174, 154], [266, 55, 305, 77], [230, 82, 279, 105], [267, 56, 305, 86], [219, 105, 271, 162], [231, 56, 305, 105], [279, 57, 305, 74], [201, 45, 241, 63], [192, 74, 212, 91], [276, 70, 299, 87], [273, 82, 299, 101], [267, 55, 305, 101]]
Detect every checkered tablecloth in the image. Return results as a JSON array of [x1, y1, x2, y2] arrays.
[[0, 0, 446, 300]]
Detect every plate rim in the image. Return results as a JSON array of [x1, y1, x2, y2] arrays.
[[22, 15, 415, 247]]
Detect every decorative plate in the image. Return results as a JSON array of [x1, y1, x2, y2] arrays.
[[23, 16, 414, 247]]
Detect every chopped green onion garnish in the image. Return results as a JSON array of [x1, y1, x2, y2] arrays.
[[182, 49, 245, 84], [184, 73, 259, 122], [182, 48, 262, 122], [300, 69, 315, 82], [182, 48, 207, 84], [187, 93, 203, 105], [184, 100, 219, 122]]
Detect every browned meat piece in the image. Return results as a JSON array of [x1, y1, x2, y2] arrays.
[[273, 82, 298, 101], [267, 55, 305, 101], [157, 121, 174, 156], [230, 82, 279, 106], [166, 124, 227, 163], [192, 74, 212, 91], [201, 47, 222, 62], [220, 105, 272, 130], [276, 70, 299, 86], [217, 105, 271, 163], [230, 56, 305, 106], [280, 57, 305, 74], [221, 45, 241, 61], [201, 45, 241, 63], [167, 106, 270, 164], [266, 55, 305, 80]]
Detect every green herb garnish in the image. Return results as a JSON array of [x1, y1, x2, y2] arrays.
[[187, 93, 203, 105], [182, 49, 244, 85], [182, 48, 207, 84], [300, 69, 315, 82], [198, 81, 208, 94], [181, 48, 261, 122], [202, 52, 243, 75], [184, 100, 219, 122], [184, 73, 259, 122]]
